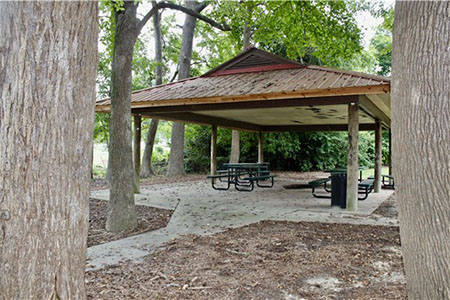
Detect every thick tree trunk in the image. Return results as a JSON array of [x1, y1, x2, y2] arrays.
[[346, 103, 359, 211], [0, 2, 97, 298], [167, 0, 204, 177], [141, 3, 162, 178], [229, 131, 240, 163], [167, 122, 186, 177], [392, 2, 450, 299], [107, 2, 139, 232]]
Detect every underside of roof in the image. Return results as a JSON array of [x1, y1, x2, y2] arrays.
[[96, 48, 391, 132]]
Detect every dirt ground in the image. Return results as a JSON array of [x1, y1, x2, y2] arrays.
[[372, 193, 398, 219], [88, 174, 204, 247], [88, 199, 173, 247], [90, 174, 207, 191], [86, 211, 405, 299], [87, 173, 405, 299]]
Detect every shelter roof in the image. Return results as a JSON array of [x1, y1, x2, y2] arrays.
[[96, 48, 391, 132]]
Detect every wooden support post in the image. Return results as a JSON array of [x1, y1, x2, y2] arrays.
[[211, 125, 217, 175], [133, 115, 142, 178], [388, 129, 392, 176], [346, 102, 359, 211], [258, 131, 264, 163], [374, 120, 382, 193], [133, 115, 141, 194]]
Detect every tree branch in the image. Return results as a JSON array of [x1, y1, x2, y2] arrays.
[[137, 1, 230, 34]]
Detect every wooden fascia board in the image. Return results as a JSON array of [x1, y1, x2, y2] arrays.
[[358, 95, 391, 127], [132, 95, 359, 114], [142, 112, 261, 132], [262, 123, 377, 132], [95, 84, 390, 113]]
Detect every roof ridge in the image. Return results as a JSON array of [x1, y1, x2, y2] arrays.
[[306, 65, 390, 82], [201, 47, 303, 77]]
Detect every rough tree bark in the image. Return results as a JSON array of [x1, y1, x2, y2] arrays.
[[0, 2, 97, 298], [392, 2, 450, 299], [229, 17, 252, 164], [107, 2, 139, 232], [229, 130, 240, 163], [107, 1, 229, 229], [346, 103, 359, 211], [167, 0, 206, 177], [141, 2, 162, 178]]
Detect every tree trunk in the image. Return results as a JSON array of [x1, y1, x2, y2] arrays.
[[107, 2, 139, 232], [392, 2, 450, 299], [0, 2, 97, 298], [141, 3, 162, 178], [346, 103, 359, 211], [167, 0, 205, 177], [167, 122, 186, 177], [229, 130, 240, 163]]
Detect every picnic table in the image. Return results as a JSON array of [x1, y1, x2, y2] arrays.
[[324, 167, 366, 182], [207, 162, 275, 191], [309, 166, 373, 208]]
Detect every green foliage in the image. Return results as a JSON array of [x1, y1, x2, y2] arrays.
[[369, 7, 393, 76], [206, 0, 364, 68], [184, 125, 391, 174]]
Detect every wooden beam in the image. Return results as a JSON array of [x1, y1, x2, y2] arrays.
[[359, 95, 391, 127], [346, 102, 359, 211], [96, 84, 389, 112], [262, 123, 376, 132], [258, 131, 264, 163], [211, 125, 217, 175], [133, 115, 141, 179], [366, 94, 391, 118], [374, 120, 382, 193], [132, 95, 359, 114], [142, 112, 261, 132], [389, 129, 392, 176]]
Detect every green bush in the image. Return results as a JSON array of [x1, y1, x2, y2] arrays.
[[184, 124, 390, 174]]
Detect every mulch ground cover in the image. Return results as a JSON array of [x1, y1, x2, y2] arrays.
[[372, 193, 398, 219], [90, 174, 207, 191], [86, 219, 406, 299], [88, 174, 204, 247], [88, 199, 173, 247]]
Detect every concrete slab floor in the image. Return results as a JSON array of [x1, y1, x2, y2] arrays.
[[87, 179, 395, 270]]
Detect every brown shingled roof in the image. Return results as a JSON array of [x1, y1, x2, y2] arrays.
[[96, 48, 389, 110]]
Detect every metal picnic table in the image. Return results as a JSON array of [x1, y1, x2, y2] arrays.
[[309, 167, 368, 208], [207, 162, 275, 191]]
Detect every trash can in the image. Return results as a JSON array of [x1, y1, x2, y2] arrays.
[[331, 173, 347, 208]]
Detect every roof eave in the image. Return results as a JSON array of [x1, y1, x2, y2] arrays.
[[94, 83, 390, 113]]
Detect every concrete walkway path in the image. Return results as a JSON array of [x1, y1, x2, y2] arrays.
[[88, 179, 395, 270]]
